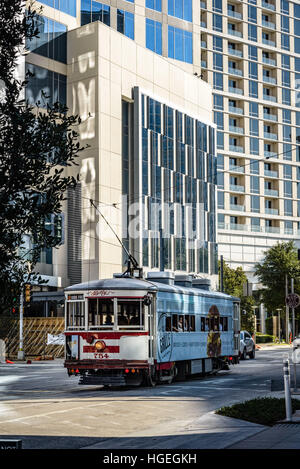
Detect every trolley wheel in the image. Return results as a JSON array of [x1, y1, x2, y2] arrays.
[[145, 368, 157, 387]]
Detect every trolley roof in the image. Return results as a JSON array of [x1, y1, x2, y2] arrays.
[[65, 277, 239, 301]]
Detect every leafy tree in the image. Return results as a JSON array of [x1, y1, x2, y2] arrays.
[[0, 1, 84, 315], [254, 241, 300, 316], [220, 260, 255, 333]]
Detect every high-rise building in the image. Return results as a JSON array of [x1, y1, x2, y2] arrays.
[[24, 1, 217, 315], [201, 0, 300, 289]]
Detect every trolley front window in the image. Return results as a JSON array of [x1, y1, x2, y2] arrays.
[[117, 300, 144, 329], [67, 302, 85, 328], [88, 299, 114, 329]]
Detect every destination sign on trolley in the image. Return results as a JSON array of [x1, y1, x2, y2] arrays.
[[88, 290, 114, 297]]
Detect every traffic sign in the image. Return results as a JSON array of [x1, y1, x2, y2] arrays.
[[286, 293, 300, 309]]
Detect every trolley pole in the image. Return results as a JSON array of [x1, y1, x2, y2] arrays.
[[17, 287, 25, 360], [283, 357, 293, 422]]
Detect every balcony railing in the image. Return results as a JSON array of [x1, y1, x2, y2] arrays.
[[265, 208, 279, 215], [228, 29, 242, 37], [262, 57, 276, 66], [228, 47, 243, 57], [200, 21, 207, 28], [201, 41, 207, 48], [200, 1, 206, 8], [262, 38, 275, 47], [262, 1, 275, 11], [264, 150, 277, 158], [263, 94, 277, 102], [229, 145, 244, 153], [229, 86, 243, 95], [265, 226, 280, 233], [228, 67, 243, 76], [228, 10, 242, 19], [264, 131, 277, 140], [201, 60, 207, 68], [262, 20, 275, 29], [264, 169, 278, 178], [229, 125, 244, 135], [228, 105, 243, 115], [265, 188, 278, 197], [263, 76, 276, 85], [229, 223, 248, 231], [230, 204, 245, 211], [229, 164, 245, 173], [230, 184, 245, 192], [263, 112, 277, 122]]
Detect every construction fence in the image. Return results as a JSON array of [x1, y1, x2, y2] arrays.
[[4, 317, 65, 359]]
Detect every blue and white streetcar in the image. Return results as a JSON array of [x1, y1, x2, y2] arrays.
[[64, 271, 240, 386]]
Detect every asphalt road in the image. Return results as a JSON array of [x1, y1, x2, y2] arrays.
[[0, 346, 297, 449]]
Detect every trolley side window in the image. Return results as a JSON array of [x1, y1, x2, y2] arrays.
[[88, 299, 114, 328], [220, 317, 228, 331], [117, 300, 144, 328], [67, 302, 85, 328]]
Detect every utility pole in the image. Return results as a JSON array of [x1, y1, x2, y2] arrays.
[[286, 274, 289, 344], [17, 286, 25, 360], [291, 278, 295, 341]]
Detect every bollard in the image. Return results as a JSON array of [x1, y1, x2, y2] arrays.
[[283, 358, 293, 422]]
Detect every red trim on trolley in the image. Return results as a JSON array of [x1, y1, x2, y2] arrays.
[[65, 332, 149, 339], [64, 359, 149, 370], [83, 345, 119, 353], [155, 362, 174, 371], [86, 296, 146, 299]]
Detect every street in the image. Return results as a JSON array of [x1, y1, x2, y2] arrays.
[[0, 346, 297, 449]]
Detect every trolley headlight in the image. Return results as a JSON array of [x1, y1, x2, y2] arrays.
[[95, 340, 106, 351]]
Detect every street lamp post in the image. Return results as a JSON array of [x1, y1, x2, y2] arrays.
[[276, 308, 282, 343]]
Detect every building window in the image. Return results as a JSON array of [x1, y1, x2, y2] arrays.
[[213, 72, 223, 90], [146, 19, 162, 55], [168, 0, 192, 22], [251, 195, 260, 213], [282, 54, 290, 69], [146, 0, 162, 11], [117, 10, 134, 40], [39, 0, 76, 16], [168, 26, 193, 64], [281, 33, 290, 50], [81, 0, 110, 26], [213, 94, 223, 110], [284, 199, 293, 216], [249, 80, 258, 98], [249, 102, 258, 117], [248, 45, 257, 60], [281, 15, 290, 32], [248, 5, 257, 23], [249, 61, 258, 79], [25, 63, 66, 107], [248, 24, 257, 41], [250, 176, 259, 194], [213, 13, 223, 32], [251, 217, 260, 232], [250, 119, 259, 136], [26, 14, 67, 63], [213, 36, 223, 51]]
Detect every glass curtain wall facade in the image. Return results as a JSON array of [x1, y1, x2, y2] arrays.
[[121, 87, 218, 276]]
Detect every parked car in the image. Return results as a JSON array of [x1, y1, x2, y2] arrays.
[[240, 331, 255, 360]]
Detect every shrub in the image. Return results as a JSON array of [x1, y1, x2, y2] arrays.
[[255, 333, 275, 343], [216, 397, 300, 426]]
